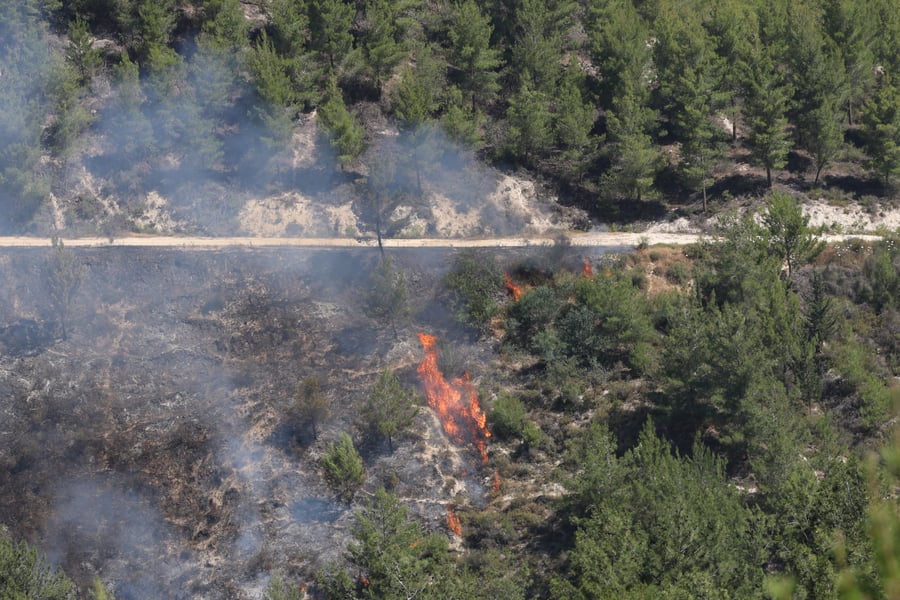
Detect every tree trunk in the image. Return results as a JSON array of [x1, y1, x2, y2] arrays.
[[766, 166, 772, 187], [702, 184, 708, 214], [814, 163, 823, 185]]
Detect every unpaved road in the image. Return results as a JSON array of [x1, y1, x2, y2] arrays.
[[0, 232, 880, 249]]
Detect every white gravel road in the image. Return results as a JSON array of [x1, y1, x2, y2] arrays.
[[0, 231, 880, 249]]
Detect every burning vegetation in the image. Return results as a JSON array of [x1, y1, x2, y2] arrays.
[[504, 273, 523, 301], [417, 332, 491, 463]]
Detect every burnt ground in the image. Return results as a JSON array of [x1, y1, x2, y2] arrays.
[[0, 246, 567, 599]]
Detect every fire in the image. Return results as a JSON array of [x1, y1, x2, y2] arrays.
[[582, 257, 593, 278], [447, 506, 462, 536], [417, 333, 491, 462], [504, 273, 522, 301], [492, 470, 501, 493]]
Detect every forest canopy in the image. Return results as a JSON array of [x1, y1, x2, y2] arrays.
[[0, 0, 898, 233]]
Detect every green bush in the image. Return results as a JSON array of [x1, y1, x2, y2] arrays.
[[444, 250, 504, 328], [0, 530, 76, 599], [522, 421, 543, 450], [666, 261, 691, 285], [489, 394, 526, 440]]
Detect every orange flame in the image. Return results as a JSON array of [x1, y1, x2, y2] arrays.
[[492, 470, 501, 493], [417, 333, 491, 462], [447, 506, 462, 536], [582, 257, 593, 278], [505, 273, 522, 301]]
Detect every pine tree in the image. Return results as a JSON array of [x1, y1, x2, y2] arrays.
[[318, 77, 366, 169], [308, 0, 354, 73], [554, 70, 597, 183], [860, 76, 900, 187], [392, 42, 443, 126], [321, 433, 366, 504], [761, 191, 824, 277], [340, 488, 452, 598], [441, 87, 484, 148], [589, 0, 653, 108], [365, 256, 411, 335], [602, 88, 661, 202], [505, 75, 553, 165], [46, 237, 84, 341], [822, 0, 876, 125], [676, 62, 727, 212], [360, 370, 419, 451], [745, 49, 792, 187], [293, 376, 330, 439], [509, 0, 568, 91], [448, 0, 502, 110], [805, 98, 843, 185], [0, 530, 76, 599], [363, 0, 405, 90], [65, 15, 101, 84]]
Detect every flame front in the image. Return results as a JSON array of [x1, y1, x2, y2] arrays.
[[505, 273, 522, 301], [417, 333, 491, 462], [447, 506, 462, 536]]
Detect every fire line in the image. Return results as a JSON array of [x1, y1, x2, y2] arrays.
[[417, 333, 491, 462]]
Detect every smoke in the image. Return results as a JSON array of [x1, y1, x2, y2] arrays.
[[43, 475, 191, 599]]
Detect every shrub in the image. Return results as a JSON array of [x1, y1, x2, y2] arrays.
[[444, 250, 504, 328], [666, 261, 691, 285], [489, 394, 526, 440], [522, 421, 543, 451]]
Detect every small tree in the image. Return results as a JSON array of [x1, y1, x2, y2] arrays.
[[264, 570, 305, 600], [65, 15, 101, 85], [761, 191, 824, 277], [89, 577, 116, 599], [318, 77, 366, 169], [293, 376, 330, 439], [0, 530, 76, 599], [364, 256, 410, 335], [46, 236, 84, 341], [321, 432, 366, 504], [360, 370, 419, 451]]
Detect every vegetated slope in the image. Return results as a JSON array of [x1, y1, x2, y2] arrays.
[[1, 218, 897, 598], [2, 0, 898, 241]]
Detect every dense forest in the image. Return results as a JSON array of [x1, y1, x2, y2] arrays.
[[1, 0, 899, 599], [1, 0, 899, 233]]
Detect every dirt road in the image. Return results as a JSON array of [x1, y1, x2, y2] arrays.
[[0, 231, 879, 249]]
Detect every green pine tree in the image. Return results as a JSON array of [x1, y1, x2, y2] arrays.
[[603, 89, 661, 202], [308, 0, 354, 73], [505, 75, 553, 165], [745, 48, 792, 187], [321, 432, 366, 504], [318, 77, 366, 169], [360, 369, 418, 451], [860, 76, 900, 187], [363, 0, 406, 90], [448, 0, 503, 110]]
